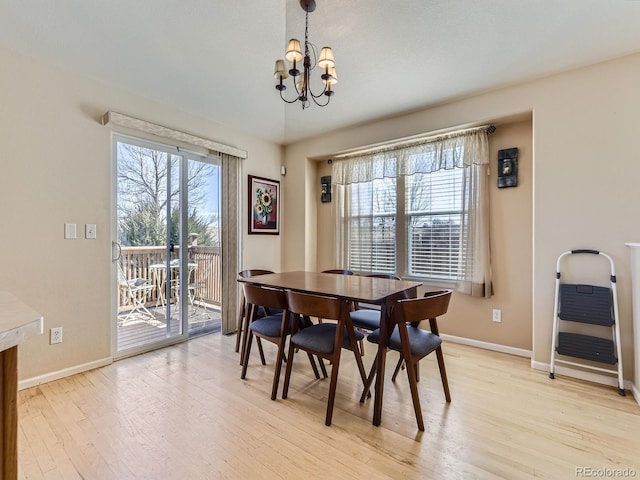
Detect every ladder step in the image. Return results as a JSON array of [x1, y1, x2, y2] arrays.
[[559, 284, 613, 326], [557, 332, 617, 365]]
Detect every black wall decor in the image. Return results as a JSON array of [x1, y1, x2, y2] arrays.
[[498, 147, 518, 188], [321, 175, 332, 203]]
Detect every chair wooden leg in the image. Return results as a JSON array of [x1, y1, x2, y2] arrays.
[[347, 331, 367, 385], [429, 318, 450, 401], [391, 355, 404, 382], [240, 331, 253, 379], [240, 307, 253, 367], [325, 355, 342, 426], [405, 359, 425, 431], [235, 316, 243, 353], [282, 338, 297, 399], [257, 337, 266, 365], [235, 295, 246, 353], [353, 349, 367, 386], [344, 318, 366, 385], [355, 328, 365, 355], [271, 340, 286, 400], [238, 321, 245, 365], [318, 358, 328, 378], [359, 356, 378, 403], [435, 346, 451, 401], [239, 301, 251, 365], [307, 353, 321, 379]]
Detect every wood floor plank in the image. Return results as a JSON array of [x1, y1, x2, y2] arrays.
[[17, 333, 640, 479]]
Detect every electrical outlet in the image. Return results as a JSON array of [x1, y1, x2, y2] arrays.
[[50, 327, 63, 344], [492, 308, 502, 323]]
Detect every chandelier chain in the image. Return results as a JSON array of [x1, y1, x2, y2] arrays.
[[305, 10, 310, 58]]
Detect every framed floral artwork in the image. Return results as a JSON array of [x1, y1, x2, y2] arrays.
[[248, 175, 280, 235]]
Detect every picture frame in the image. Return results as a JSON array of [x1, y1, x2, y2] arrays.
[[248, 175, 280, 235]]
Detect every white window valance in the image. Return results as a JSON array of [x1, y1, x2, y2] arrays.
[[102, 111, 247, 159], [333, 127, 488, 184]]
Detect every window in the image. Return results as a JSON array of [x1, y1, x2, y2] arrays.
[[343, 162, 464, 281], [347, 177, 396, 274], [406, 168, 464, 280], [334, 128, 492, 296]]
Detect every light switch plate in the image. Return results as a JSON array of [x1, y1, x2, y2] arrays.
[[64, 223, 76, 239], [85, 224, 97, 239]]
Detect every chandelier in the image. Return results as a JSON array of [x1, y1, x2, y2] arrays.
[[273, 0, 336, 109]]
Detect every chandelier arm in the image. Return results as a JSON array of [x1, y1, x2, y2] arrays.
[[309, 83, 328, 99], [309, 92, 331, 107], [279, 89, 302, 104]]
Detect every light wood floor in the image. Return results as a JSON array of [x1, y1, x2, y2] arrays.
[[18, 334, 640, 479]]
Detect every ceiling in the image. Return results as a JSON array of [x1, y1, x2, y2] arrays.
[[1, 1, 639, 145]]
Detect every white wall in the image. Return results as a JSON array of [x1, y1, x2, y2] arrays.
[[282, 53, 640, 382], [0, 45, 283, 381]]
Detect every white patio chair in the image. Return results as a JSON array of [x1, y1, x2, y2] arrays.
[[118, 264, 156, 324], [171, 263, 210, 318]]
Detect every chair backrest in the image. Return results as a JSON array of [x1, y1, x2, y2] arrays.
[[239, 269, 275, 278], [285, 290, 345, 321], [393, 289, 452, 325], [243, 284, 288, 311], [322, 269, 354, 275], [117, 263, 131, 289]]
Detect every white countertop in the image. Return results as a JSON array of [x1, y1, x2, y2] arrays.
[[0, 291, 44, 352]]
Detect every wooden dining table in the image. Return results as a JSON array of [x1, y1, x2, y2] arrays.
[[237, 270, 422, 426]]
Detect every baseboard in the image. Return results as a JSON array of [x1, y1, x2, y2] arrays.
[[18, 356, 113, 391], [631, 383, 640, 407], [531, 360, 636, 398], [440, 333, 532, 358]]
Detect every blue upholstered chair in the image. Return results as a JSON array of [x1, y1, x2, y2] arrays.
[[282, 290, 367, 426], [240, 284, 291, 400], [360, 289, 453, 431], [236, 269, 275, 358]]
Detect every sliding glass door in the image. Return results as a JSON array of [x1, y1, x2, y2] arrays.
[[113, 135, 221, 356], [184, 155, 222, 337]]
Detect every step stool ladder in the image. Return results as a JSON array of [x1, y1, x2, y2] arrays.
[[549, 249, 625, 396]]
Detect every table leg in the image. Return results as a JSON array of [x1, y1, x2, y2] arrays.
[[1, 345, 18, 480]]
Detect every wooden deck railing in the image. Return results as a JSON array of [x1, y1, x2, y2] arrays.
[[118, 246, 221, 309]]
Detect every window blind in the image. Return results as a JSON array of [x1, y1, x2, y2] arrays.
[[406, 168, 464, 280]]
